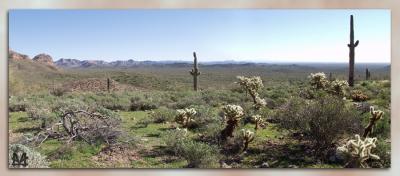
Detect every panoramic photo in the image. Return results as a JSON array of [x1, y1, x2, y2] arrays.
[[8, 9, 390, 168]]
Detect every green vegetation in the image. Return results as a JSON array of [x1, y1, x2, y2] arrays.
[[8, 58, 390, 168]]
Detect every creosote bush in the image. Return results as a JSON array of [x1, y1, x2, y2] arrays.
[[275, 96, 363, 156], [149, 107, 175, 123], [336, 134, 380, 168], [179, 140, 220, 168]]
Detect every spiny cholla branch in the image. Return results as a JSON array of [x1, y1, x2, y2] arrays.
[[236, 76, 266, 109], [252, 115, 266, 131], [336, 134, 379, 168], [308, 72, 329, 90], [175, 108, 197, 128], [329, 80, 349, 96], [363, 106, 384, 138], [221, 105, 244, 140], [241, 129, 255, 152]]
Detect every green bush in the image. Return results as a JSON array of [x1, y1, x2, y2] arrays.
[[275, 96, 363, 156], [163, 129, 189, 155], [9, 96, 28, 112], [130, 96, 158, 111], [179, 140, 220, 168], [149, 107, 176, 123]]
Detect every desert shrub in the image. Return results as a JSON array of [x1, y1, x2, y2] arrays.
[[351, 90, 369, 102], [179, 140, 220, 168], [163, 128, 189, 155], [275, 96, 363, 156], [200, 90, 243, 107], [49, 86, 68, 97], [9, 144, 49, 168], [149, 107, 176, 123], [9, 96, 28, 112], [188, 105, 218, 130], [130, 96, 158, 111], [198, 122, 224, 144], [52, 100, 122, 144], [371, 140, 391, 168], [97, 94, 130, 111]]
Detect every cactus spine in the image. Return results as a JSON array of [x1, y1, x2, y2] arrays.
[[190, 52, 201, 91], [348, 15, 359, 87]]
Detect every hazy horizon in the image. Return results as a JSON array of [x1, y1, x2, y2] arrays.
[[9, 9, 390, 63]]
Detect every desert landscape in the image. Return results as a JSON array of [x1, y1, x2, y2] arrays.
[[8, 10, 390, 168]]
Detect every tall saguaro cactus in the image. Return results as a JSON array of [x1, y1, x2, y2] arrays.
[[366, 68, 371, 80], [107, 77, 111, 93], [190, 52, 201, 91], [348, 15, 359, 87]]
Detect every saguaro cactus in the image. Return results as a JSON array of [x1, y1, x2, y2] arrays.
[[366, 68, 371, 80], [190, 52, 201, 91], [363, 106, 384, 138], [107, 77, 111, 93], [348, 15, 359, 87]]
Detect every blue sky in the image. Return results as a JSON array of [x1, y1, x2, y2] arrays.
[[9, 9, 390, 63]]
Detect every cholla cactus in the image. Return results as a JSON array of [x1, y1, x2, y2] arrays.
[[221, 105, 244, 140], [329, 80, 349, 96], [9, 144, 49, 168], [309, 72, 329, 89], [236, 76, 266, 109], [336, 134, 379, 168], [363, 106, 384, 138], [175, 108, 197, 128], [252, 115, 266, 130], [241, 129, 255, 152], [254, 96, 267, 110]]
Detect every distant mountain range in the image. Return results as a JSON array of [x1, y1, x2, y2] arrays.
[[9, 50, 390, 69]]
